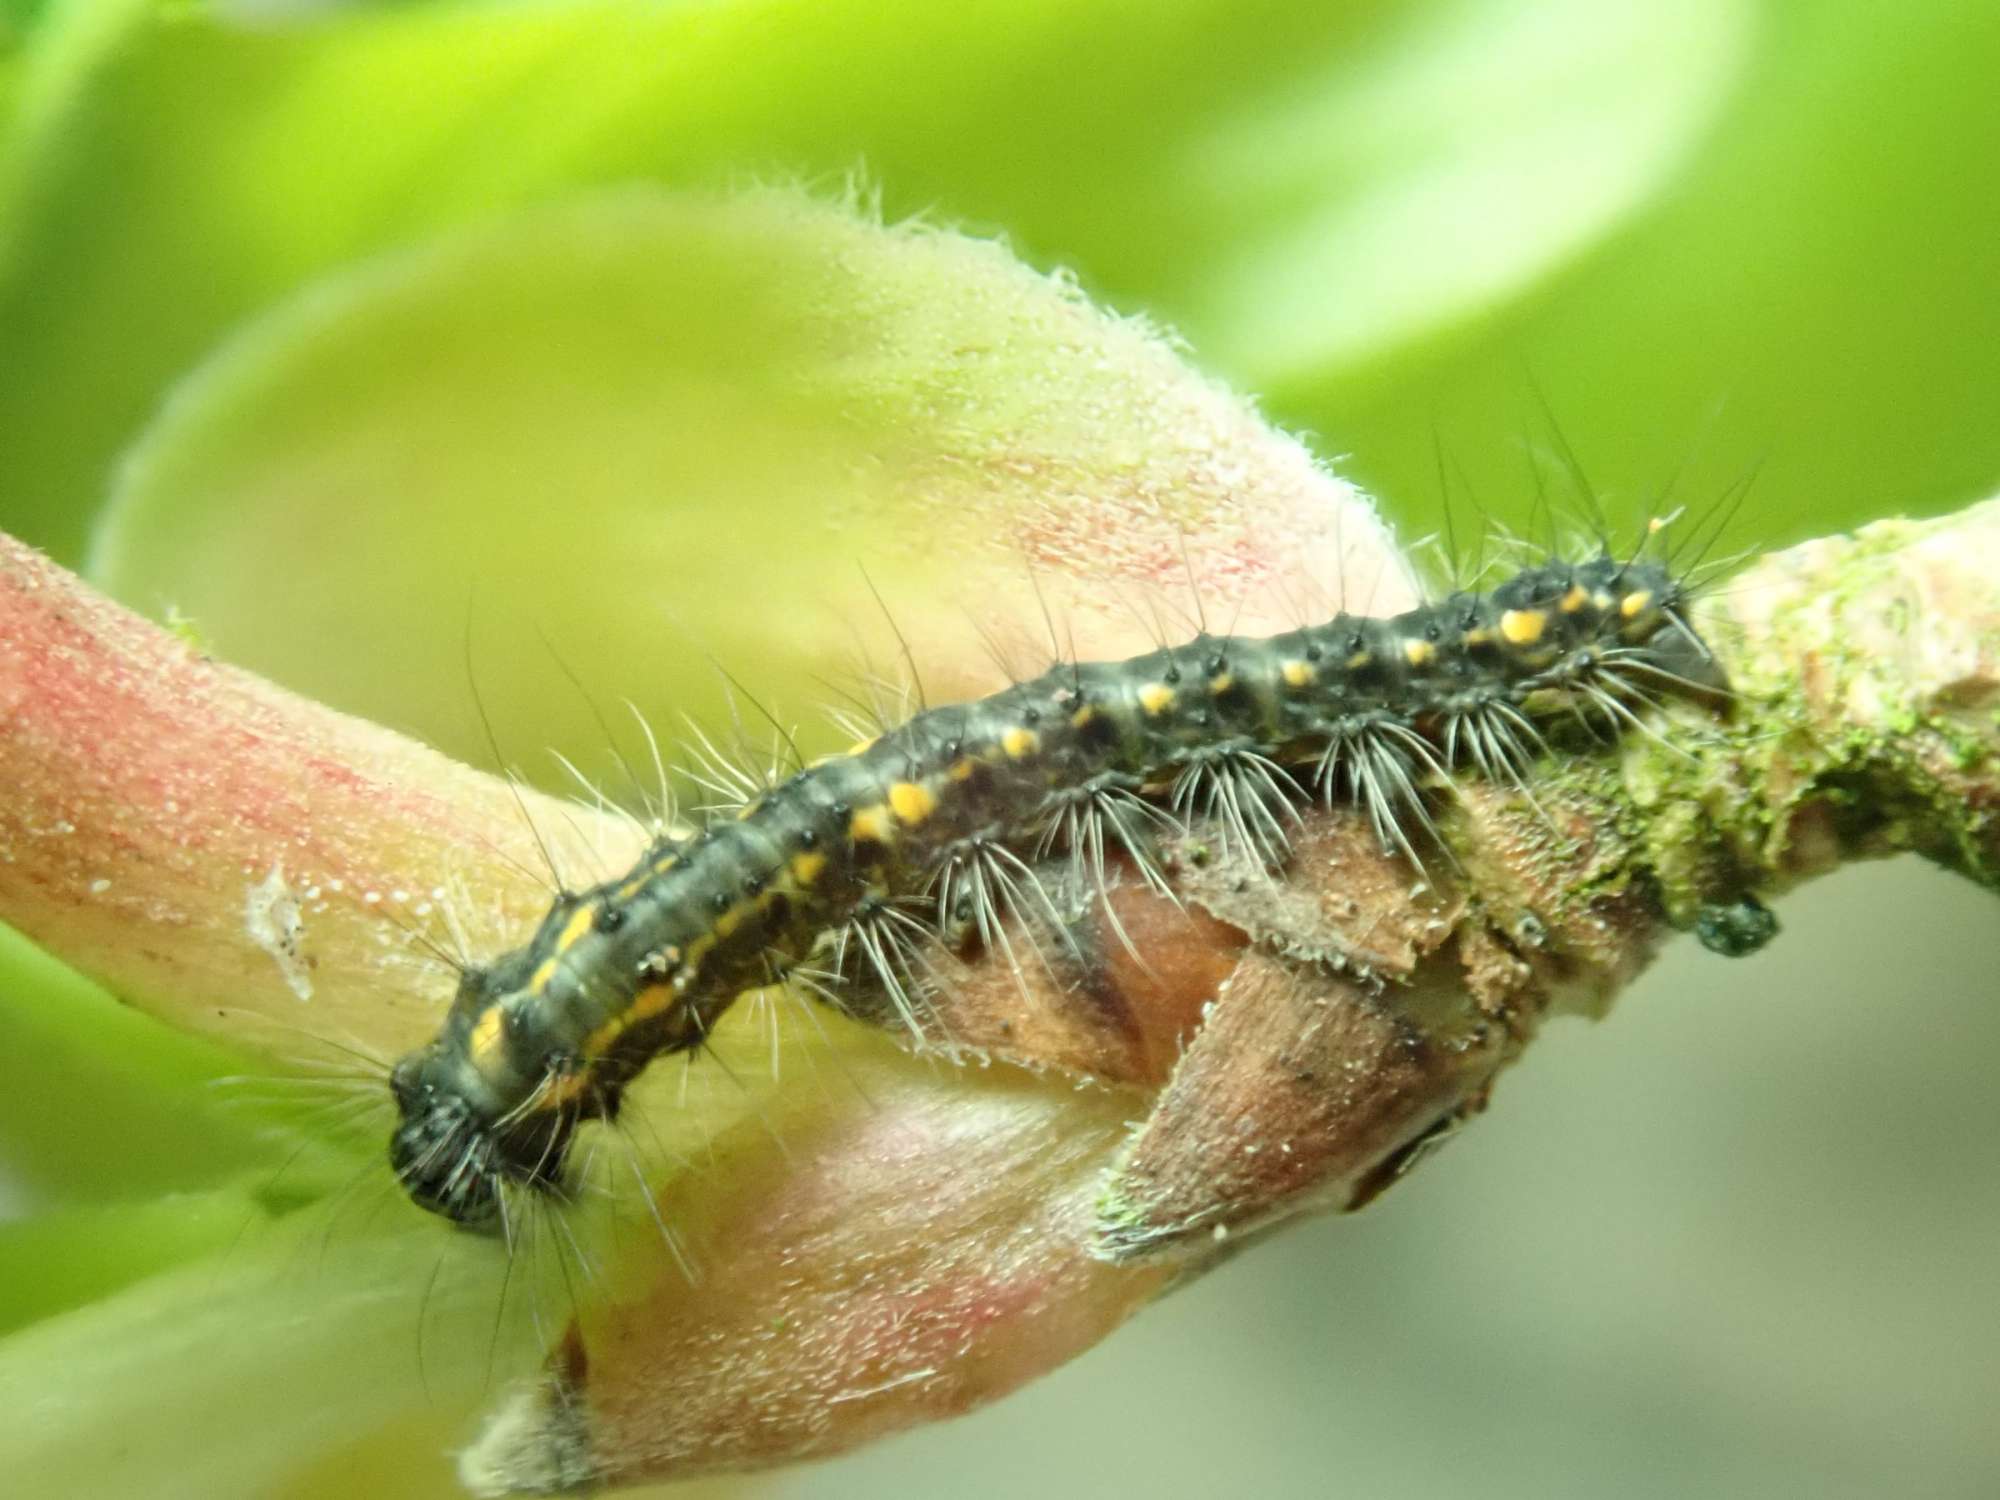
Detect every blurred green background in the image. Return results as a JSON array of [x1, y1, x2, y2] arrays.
[[2, 0, 1998, 1496]]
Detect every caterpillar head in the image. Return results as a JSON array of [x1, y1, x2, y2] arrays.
[[1609, 563, 1731, 698], [388, 1054, 506, 1228], [388, 940, 612, 1228], [387, 1026, 578, 1231]]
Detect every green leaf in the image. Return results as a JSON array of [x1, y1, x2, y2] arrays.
[[1320, 0, 2000, 551], [0, 0, 1745, 559], [0, 1184, 269, 1335], [1174, 0, 1748, 383], [0, 1206, 516, 1499], [0, 922, 281, 1205], [90, 186, 1392, 788]]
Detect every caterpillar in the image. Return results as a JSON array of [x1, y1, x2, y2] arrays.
[[388, 548, 1726, 1228]]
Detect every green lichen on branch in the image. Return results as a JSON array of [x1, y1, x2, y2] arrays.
[[1098, 497, 2000, 1269], [1687, 501, 2000, 904], [1493, 498, 2000, 952]]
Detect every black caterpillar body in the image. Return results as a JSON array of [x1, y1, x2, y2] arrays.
[[389, 555, 1724, 1227]]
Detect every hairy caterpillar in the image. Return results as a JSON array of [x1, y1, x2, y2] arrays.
[[388, 546, 1726, 1228]]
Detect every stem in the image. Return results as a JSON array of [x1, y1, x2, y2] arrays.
[[1684, 499, 2000, 897], [477, 503, 2000, 1491]]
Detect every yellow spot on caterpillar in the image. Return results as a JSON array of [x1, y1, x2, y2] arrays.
[[555, 903, 595, 955], [469, 1007, 507, 1073], [1560, 584, 1590, 613], [850, 804, 895, 845], [1208, 672, 1235, 694], [791, 850, 828, 885], [889, 780, 937, 824], [1346, 650, 1372, 670], [1280, 660, 1315, 688], [1402, 639, 1435, 667], [576, 980, 684, 1065], [1000, 727, 1040, 758], [529, 957, 559, 994], [564, 888, 788, 1072], [1071, 704, 1097, 729], [948, 756, 981, 782], [609, 859, 672, 907], [1138, 682, 1176, 715], [628, 982, 675, 1023], [1500, 609, 1547, 646], [541, 1071, 592, 1109], [1462, 627, 1494, 647], [1620, 589, 1654, 619]]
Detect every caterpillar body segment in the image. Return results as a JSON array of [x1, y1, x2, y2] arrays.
[[389, 555, 1724, 1227]]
